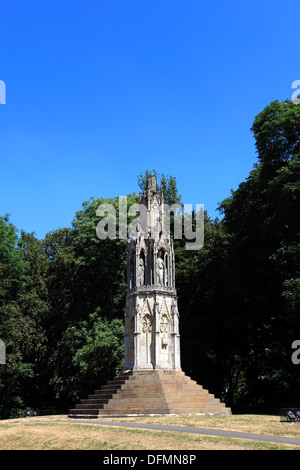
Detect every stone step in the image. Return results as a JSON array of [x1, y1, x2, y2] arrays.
[[75, 403, 105, 409], [106, 378, 130, 386], [70, 402, 230, 417], [97, 407, 228, 416], [114, 384, 204, 392], [81, 398, 110, 405], [97, 409, 170, 416], [114, 390, 211, 400], [92, 382, 205, 393], [69, 408, 99, 416], [88, 392, 116, 399], [120, 379, 198, 390], [106, 395, 213, 405], [103, 399, 226, 410], [97, 385, 122, 392], [69, 405, 230, 417]]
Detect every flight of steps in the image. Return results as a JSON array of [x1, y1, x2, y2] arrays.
[[68, 370, 231, 418]]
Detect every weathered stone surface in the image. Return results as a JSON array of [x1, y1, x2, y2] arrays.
[[68, 370, 230, 418], [124, 178, 180, 371]]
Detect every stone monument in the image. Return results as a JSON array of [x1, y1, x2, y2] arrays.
[[124, 176, 180, 372], [69, 178, 230, 418]]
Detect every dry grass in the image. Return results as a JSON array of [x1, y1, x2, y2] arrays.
[[98, 413, 300, 438], [0, 414, 300, 450]]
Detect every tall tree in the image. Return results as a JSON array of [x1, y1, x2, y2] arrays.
[[217, 99, 300, 408], [0, 217, 42, 417], [41, 194, 138, 406]]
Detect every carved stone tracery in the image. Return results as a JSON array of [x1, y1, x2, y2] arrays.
[[124, 177, 181, 371]]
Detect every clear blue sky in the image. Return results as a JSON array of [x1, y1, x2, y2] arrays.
[[0, 0, 299, 239]]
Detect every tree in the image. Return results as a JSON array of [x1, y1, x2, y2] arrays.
[[216, 99, 300, 408], [70, 194, 138, 320], [137, 169, 182, 206], [72, 310, 124, 397], [176, 213, 236, 403], [0, 215, 28, 303], [40, 194, 138, 407], [250, 100, 300, 167], [0, 217, 43, 418], [176, 100, 300, 409]]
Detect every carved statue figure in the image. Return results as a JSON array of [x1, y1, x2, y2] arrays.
[[156, 254, 164, 286], [138, 257, 145, 286]]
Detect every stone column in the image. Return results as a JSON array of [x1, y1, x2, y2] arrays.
[[153, 249, 157, 285], [154, 299, 161, 369], [172, 253, 175, 287], [135, 251, 139, 289], [124, 309, 129, 369], [172, 306, 181, 370], [133, 307, 140, 369]]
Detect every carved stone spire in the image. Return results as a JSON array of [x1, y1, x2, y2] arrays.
[[124, 178, 180, 370]]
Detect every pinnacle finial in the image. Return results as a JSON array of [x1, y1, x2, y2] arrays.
[[146, 177, 157, 190]]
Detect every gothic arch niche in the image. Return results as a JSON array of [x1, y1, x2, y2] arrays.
[[138, 250, 145, 287], [129, 250, 136, 289], [141, 313, 154, 368], [156, 249, 165, 286], [150, 246, 154, 285], [160, 309, 172, 368]]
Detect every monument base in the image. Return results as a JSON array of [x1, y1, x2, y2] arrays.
[[68, 370, 231, 418]]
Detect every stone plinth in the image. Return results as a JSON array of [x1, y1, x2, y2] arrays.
[[68, 370, 231, 418]]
